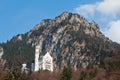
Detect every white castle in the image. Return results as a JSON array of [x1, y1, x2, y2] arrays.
[[31, 45, 53, 72]]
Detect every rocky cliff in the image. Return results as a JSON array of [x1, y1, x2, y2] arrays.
[[0, 12, 120, 71]]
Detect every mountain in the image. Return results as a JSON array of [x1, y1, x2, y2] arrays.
[[0, 12, 120, 71]]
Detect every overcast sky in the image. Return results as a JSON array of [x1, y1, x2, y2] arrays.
[[0, 0, 120, 44]]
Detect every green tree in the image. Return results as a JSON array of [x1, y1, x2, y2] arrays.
[[89, 68, 97, 79], [60, 67, 72, 80], [79, 71, 87, 80]]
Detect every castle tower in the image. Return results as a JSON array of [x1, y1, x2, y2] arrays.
[[34, 45, 40, 71], [0, 47, 3, 59], [21, 63, 27, 73]]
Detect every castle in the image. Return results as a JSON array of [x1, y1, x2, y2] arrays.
[[31, 45, 53, 72]]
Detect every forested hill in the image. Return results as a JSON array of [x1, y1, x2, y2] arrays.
[[0, 12, 120, 71]]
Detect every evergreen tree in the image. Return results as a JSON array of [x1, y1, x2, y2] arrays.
[[79, 71, 86, 80], [60, 66, 72, 80]]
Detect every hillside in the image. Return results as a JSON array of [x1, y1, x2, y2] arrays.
[[0, 12, 120, 71]]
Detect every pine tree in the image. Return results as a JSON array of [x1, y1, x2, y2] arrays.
[[60, 66, 72, 80]]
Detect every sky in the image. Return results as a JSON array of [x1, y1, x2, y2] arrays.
[[0, 0, 120, 44]]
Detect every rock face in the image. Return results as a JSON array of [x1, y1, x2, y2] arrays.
[[1, 12, 120, 71]]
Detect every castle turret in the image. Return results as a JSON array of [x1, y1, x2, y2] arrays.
[[34, 45, 40, 71], [0, 47, 3, 59]]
